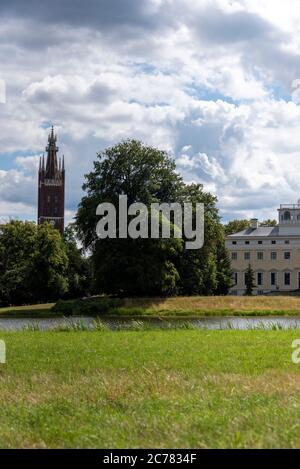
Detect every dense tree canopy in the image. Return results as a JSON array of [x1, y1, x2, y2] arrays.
[[76, 139, 232, 296], [224, 218, 277, 236], [224, 219, 251, 236], [0, 221, 89, 306]]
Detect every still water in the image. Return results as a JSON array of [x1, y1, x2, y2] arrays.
[[1, 316, 300, 330]]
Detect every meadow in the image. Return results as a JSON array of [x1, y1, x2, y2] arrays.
[[2, 295, 300, 317], [0, 329, 300, 448]]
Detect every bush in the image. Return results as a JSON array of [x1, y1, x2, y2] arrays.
[[51, 297, 122, 316]]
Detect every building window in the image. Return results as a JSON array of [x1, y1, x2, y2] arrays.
[[258, 240, 263, 244], [285, 240, 290, 244], [245, 241, 250, 245], [54, 196, 58, 203], [270, 272, 276, 286], [232, 272, 238, 285], [231, 252, 237, 260], [284, 251, 291, 260], [284, 272, 291, 286], [257, 272, 263, 286], [257, 290, 264, 295], [284, 211, 291, 221], [271, 252, 277, 260], [47, 196, 50, 203], [271, 240, 276, 244], [257, 251, 263, 260], [232, 241, 237, 245], [244, 252, 250, 260]]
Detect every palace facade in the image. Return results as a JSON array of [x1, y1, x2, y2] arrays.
[[226, 204, 300, 295]]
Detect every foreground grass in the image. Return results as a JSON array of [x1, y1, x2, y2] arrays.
[[3, 295, 300, 318], [1, 330, 300, 448]]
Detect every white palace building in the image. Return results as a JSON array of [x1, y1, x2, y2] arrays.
[[226, 203, 300, 295]]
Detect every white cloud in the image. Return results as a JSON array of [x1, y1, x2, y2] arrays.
[[0, 0, 300, 223]]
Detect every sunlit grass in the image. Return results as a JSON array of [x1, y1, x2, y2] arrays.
[[2, 296, 300, 318], [0, 329, 300, 448]]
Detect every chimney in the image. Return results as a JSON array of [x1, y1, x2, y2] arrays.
[[250, 218, 259, 229]]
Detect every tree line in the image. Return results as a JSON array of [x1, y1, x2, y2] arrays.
[[3, 139, 271, 305]]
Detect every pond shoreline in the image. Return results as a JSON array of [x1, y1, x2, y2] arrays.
[[1, 315, 300, 330]]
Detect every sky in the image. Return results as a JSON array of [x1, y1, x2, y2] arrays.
[[2, 0, 300, 224]]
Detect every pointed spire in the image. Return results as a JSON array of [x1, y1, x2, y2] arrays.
[[45, 126, 58, 178]]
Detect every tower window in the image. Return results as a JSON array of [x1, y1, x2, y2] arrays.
[[284, 251, 291, 260], [284, 211, 291, 220], [257, 251, 263, 260], [231, 252, 237, 260], [271, 240, 276, 244], [271, 252, 277, 260], [244, 252, 250, 260]]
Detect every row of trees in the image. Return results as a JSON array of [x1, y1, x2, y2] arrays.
[[0, 221, 90, 306], [1, 139, 270, 305]]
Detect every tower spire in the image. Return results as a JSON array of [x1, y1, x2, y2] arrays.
[[38, 126, 65, 234], [45, 125, 59, 178]]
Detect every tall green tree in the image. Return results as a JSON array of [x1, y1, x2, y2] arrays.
[[245, 264, 256, 296], [0, 221, 71, 305], [63, 224, 92, 298], [76, 140, 184, 296], [0, 221, 36, 305], [76, 139, 232, 296], [28, 223, 69, 302]]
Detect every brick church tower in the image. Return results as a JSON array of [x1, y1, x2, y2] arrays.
[[38, 126, 65, 234]]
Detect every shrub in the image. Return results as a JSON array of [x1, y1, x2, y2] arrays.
[[51, 297, 122, 316]]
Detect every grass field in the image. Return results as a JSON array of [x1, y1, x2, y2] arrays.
[[1, 329, 300, 448], [2, 295, 300, 318]]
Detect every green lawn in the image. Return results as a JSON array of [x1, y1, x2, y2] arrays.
[[0, 329, 300, 448], [0, 303, 54, 317]]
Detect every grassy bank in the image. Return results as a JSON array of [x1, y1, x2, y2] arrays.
[[0, 303, 55, 317], [2, 295, 300, 318], [0, 329, 300, 447]]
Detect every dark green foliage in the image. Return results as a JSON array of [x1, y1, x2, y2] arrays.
[[0, 220, 90, 306], [63, 225, 92, 298], [224, 219, 251, 235], [261, 219, 277, 227], [245, 264, 256, 296], [52, 297, 122, 316], [76, 139, 232, 296], [215, 241, 233, 295]]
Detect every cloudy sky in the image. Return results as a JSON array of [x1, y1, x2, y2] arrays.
[[2, 0, 300, 224]]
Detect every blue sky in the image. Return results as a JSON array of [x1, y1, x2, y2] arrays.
[[1, 0, 300, 224]]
